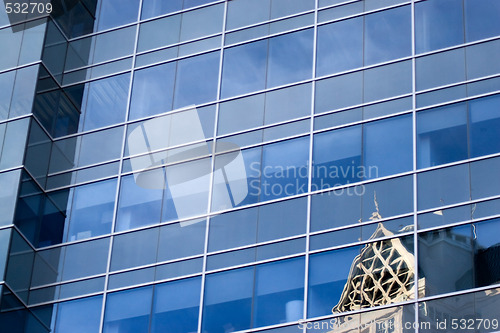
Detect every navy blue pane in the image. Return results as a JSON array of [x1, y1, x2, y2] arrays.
[[129, 62, 176, 120], [151, 277, 201, 333], [267, 29, 313, 87], [469, 94, 500, 158], [465, 0, 500, 42], [54, 296, 103, 333], [221, 40, 267, 98], [415, 0, 465, 53], [103, 286, 153, 333], [364, 6, 411, 65], [417, 103, 468, 168], [316, 17, 362, 77]]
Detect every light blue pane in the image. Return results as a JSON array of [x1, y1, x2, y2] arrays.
[[157, 219, 206, 261], [115, 173, 163, 231], [218, 93, 265, 135], [221, 40, 268, 98], [257, 197, 307, 242], [129, 62, 176, 120], [55, 296, 103, 333], [363, 114, 412, 178], [271, 0, 314, 18], [315, 71, 363, 113], [0, 70, 15, 119], [226, 0, 271, 30], [363, 60, 412, 103], [415, 0, 465, 53], [416, 48, 466, 91], [111, 227, 159, 271], [0, 25, 22, 71], [308, 247, 360, 317], [97, 0, 139, 31], [81, 73, 129, 131], [180, 4, 224, 42], [417, 163, 471, 210], [103, 286, 153, 333], [137, 15, 181, 52], [151, 277, 201, 333], [316, 17, 362, 77], [267, 29, 313, 87], [265, 83, 312, 124], [254, 257, 305, 327], [466, 39, 500, 80], [141, 0, 182, 19], [417, 103, 468, 168], [469, 94, 500, 158], [310, 188, 362, 231], [465, 0, 500, 42], [67, 178, 116, 241], [313, 125, 362, 188], [202, 267, 254, 332], [260, 136, 309, 200], [62, 238, 109, 281], [173, 51, 220, 109], [208, 206, 259, 251], [364, 6, 411, 65]]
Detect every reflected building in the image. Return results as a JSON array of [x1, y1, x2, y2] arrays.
[[1, 0, 500, 333]]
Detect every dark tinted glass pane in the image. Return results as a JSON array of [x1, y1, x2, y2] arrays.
[[474, 219, 500, 288], [415, 0, 465, 53], [103, 286, 153, 333]]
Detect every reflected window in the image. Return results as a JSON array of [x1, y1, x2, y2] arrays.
[[464, 0, 500, 42], [54, 296, 103, 333], [474, 219, 500, 288], [65, 178, 117, 241], [103, 286, 153, 333], [417, 103, 467, 168], [415, 0, 464, 53], [151, 277, 201, 333]]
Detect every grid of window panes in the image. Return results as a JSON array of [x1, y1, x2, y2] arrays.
[[1, 0, 500, 332]]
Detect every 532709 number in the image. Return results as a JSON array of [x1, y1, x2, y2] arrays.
[[5, 2, 52, 14]]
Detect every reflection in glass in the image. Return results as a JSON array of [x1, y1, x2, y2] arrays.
[[54, 296, 102, 333]]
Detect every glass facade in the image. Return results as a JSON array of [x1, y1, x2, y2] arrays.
[[0, 0, 500, 332]]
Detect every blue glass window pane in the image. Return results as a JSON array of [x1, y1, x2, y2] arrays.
[[465, 0, 500, 42], [66, 178, 117, 241], [469, 94, 500, 158], [267, 29, 313, 88], [316, 17, 362, 77], [81, 73, 130, 131], [415, 0, 465, 53], [417, 103, 468, 168], [103, 286, 153, 333], [416, 48, 466, 91], [173, 51, 220, 109], [313, 125, 362, 188], [129, 62, 176, 120], [363, 115, 412, 178], [0, 70, 15, 119], [54, 296, 103, 333], [203, 267, 254, 332], [470, 157, 500, 200], [97, 0, 139, 31], [226, 0, 271, 30], [417, 163, 470, 210], [259, 136, 309, 201], [253, 257, 305, 327], [221, 40, 267, 98], [111, 228, 159, 271], [62, 238, 109, 281], [474, 218, 500, 287], [141, 0, 183, 19], [364, 6, 411, 65], [116, 172, 163, 231], [308, 247, 360, 317], [314, 71, 363, 113], [151, 277, 201, 333], [310, 189, 362, 232], [157, 219, 206, 261]]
